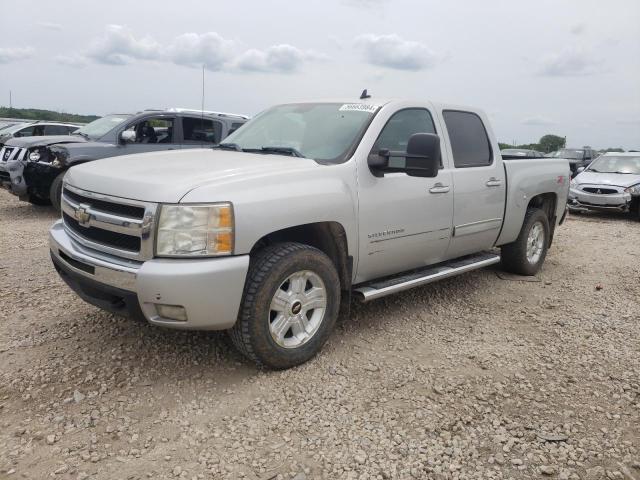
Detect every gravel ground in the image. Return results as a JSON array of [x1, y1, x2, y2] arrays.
[[0, 189, 639, 480]]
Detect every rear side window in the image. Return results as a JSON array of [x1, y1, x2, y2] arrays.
[[45, 125, 71, 135], [183, 117, 222, 144], [443, 110, 492, 168]]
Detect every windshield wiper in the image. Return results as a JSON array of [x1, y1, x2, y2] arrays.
[[73, 132, 89, 140], [214, 142, 243, 151], [614, 171, 634, 174], [257, 146, 306, 158]]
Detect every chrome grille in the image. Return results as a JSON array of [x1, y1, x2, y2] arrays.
[[61, 184, 158, 261], [1, 146, 27, 162], [581, 187, 618, 195]]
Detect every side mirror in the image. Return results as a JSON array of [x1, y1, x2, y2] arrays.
[[576, 166, 585, 174], [119, 130, 135, 144], [367, 133, 440, 178]]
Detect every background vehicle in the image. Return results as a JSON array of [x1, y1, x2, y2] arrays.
[[549, 148, 598, 176], [0, 121, 80, 147], [501, 148, 545, 158], [568, 152, 640, 218], [0, 108, 248, 210], [49, 98, 569, 369]]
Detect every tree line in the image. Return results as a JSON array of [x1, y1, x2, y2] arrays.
[[0, 107, 99, 124], [499, 134, 626, 154]]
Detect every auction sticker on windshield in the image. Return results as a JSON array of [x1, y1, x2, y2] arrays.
[[339, 104, 378, 113]]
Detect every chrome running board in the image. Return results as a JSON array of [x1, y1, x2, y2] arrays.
[[353, 251, 500, 302]]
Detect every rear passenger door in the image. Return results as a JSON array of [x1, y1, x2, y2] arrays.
[[180, 116, 223, 148], [44, 125, 72, 136], [441, 110, 506, 259]]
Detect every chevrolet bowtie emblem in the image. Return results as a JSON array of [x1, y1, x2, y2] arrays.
[[75, 203, 91, 226], [3, 150, 10, 160]]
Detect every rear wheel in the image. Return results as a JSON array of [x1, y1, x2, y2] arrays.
[[500, 208, 550, 276], [229, 242, 340, 369]]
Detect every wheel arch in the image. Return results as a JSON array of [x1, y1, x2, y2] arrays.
[[526, 192, 558, 245], [249, 221, 352, 292]]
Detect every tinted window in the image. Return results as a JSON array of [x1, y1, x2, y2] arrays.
[[228, 122, 244, 135], [45, 125, 71, 135], [14, 126, 35, 137], [372, 109, 436, 169], [122, 117, 175, 144], [443, 110, 492, 167], [183, 117, 222, 144]]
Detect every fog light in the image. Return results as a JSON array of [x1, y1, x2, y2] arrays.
[[156, 304, 187, 321]]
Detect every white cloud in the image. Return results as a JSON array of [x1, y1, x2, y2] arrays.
[[168, 32, 235, 71], [37, 21, 62, 30], [355, 34, 440, 71], [539, 47, 603, 76], [234, 45, 324, 73], [86, 25, 162, 65], [0, 47, 35, 63], [570, 23, 585, 35], [55, 54, 87, 68], [521, 116, 557, 126], [58, 26, 322, 74]]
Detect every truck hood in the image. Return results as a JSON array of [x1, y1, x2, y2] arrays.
[[65, 148, 321, 203], [4, 135, 88, 148], [574, 171, 640, 188]]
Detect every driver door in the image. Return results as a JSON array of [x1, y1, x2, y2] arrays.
[[355, 107, 454, 283]]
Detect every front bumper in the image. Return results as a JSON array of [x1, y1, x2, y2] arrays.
[[568, 187, 632, 212], [49, 220, 250, 330], [0, 159, 27, 196]]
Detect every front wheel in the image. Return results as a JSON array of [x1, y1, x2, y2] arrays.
[[500, 208, 550, 276], [49, 171, 66, 212], [229, 242, 341, 369]]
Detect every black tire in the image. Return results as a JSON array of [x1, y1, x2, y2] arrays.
[[229, 242, 341, 369], [500, 208, 550, 276], [27, 194, 51, 206], [49, 172, 66, 212]]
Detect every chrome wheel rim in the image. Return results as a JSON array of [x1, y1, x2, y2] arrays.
[[526, 221, 544, 264], [268, 270, 327, 349]]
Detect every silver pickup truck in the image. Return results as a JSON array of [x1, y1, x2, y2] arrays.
[[49, 98, 570, 368]]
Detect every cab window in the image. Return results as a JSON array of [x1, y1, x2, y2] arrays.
[[121, 117, 175, 144], [182, 117, 222, 144], [372, 109, 436, 169], [443, 110, 492, 168]]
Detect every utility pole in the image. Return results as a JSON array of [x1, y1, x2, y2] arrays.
[[9, 90, 12, 111]]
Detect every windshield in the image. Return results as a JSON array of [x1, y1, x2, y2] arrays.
[[222, 102, 378, 162], [551, 149, 584, 160], [2, 122, 32, 135], [74, 114, 131, 140], [587, 155, 640, 174]]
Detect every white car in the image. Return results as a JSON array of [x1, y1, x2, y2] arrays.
[[568, 152, 640, 218]]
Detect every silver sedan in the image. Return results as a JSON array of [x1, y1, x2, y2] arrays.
[[568, 152, 640, 218]]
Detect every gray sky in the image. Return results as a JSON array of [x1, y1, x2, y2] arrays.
[[1, 0, 639, 149]]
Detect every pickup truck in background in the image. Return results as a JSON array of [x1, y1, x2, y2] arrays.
[[49, 97, 570, 369], [0, 109, 248, 210]]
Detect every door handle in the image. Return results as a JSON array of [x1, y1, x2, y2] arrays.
[[486, 177, 502, 187], [429, 183, 450, 194]]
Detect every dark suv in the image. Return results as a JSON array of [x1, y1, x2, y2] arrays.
[[0, 109, 248, 210]]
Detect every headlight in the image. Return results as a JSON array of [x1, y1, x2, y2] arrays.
[[570, 179, 577, 188], [156, 203, 233, 257], [28, 150, 41, 162], [625, 184, 640, 195]]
